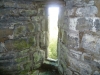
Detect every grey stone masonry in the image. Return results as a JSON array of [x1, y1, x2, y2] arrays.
[[0, 0, 47, 75], [58, 0, 100, 75]]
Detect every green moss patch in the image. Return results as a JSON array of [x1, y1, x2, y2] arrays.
[[14, 39, 30, 50], [14, 37, 35, 50]]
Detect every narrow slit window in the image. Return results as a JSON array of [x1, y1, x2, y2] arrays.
[[48, 7, 59, 60]]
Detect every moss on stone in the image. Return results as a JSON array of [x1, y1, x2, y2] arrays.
[[14, 26, 26, 37], [27, 23, 34, 32], [23, 62, 31, 71], [14, 39, 30, 50], [33, 52, 41, 64], [15, 56, 29, 63], [20, 49, 29, 53], [19, 70, 29, 75], [16, 26, 24, 34], [14, 36, 35, 50], [31, 70, 39, 75], [29, 37, 35, 46]]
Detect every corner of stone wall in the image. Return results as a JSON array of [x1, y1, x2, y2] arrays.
[[0, 0, 47, 75], [58, 0, 100, 75]]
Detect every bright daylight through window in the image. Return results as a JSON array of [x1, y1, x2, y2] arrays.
[[48, 7, 59, 59]]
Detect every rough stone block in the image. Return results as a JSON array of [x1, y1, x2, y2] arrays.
[[17, 3, 26, 8], [14, 26, 26, 38], [68, 56, 80, 72], [41, 19, 46, 31], [67, 29, 79, 38], [0, 29, 13, 37], [62, 31, 68, 45], [20, 10, 37, 16], [15, 56, 29, 63], [70, 49, 82, 60], [69, 18, 78, 31], [94, 59, 100, 66], [32, 50, 45, 69], [76, 18, 93, 31], [81, 53, 93, 62], [66, 7, 78, 17], [0, 52, 15, 60], [65, 0, 95, 7], [81, 34, 100, 54], [58, 63, 64, 74], [94, 18, 100, 31], [31, 16, 40, 22], [0, 44, 6, 52], [31, 70, 39, 75], [4, 2, 16, 7], [64, 68, 72, 75], [27, 23, 34, 32], [73, 72, 80, 75], [40, 31, 46, 48], [0, 16, 30, 23], [17, 3, 35, 9], [93, 71, 100, 75], [79, 63, 92, 75], [38, 8, 44, 15], [5, 40, 14, 50], [0, 0, 4, 7], [0, 60, 15, 67], [67, 35, 79, 48], [76, 6, 98, 17], [94, 0, 100, 17]]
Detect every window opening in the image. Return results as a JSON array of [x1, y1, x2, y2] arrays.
[[48, 6, 59, 60]]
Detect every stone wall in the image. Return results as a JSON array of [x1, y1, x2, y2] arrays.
[[58, 0, 100, 75], [0, 0, 47, 75], [1, 0, 100, 75]]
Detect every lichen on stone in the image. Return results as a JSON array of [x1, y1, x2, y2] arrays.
[[14, 39, 30, 50], [14, 26, 26, 38], [27, 23, 34, 32]]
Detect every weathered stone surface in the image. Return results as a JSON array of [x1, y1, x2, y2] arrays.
[[0, 0, 4, 7], [5, 40, 14, 50], [58, 64, 63, 74], [32, 50, 45, 69], [27, 23, 35, 32], [4, 2, 16, 7], [81, 34, 100, 54], [94, 0, 100, 17], [65, 0, 95, 7], [76, 6, 98, 17], [73, 72, 80, 75], [69, 18, 77, 31], [0, 29, 13, 37], [79, 63, 92, 75], [31, 70, 39, 75], [14, 26, 26, 38], [1, 0, 100, 75], [39, 71, 51, 75], [58, 0, 100, 75], [64, 68, 72, 75], [70, 49, 82, 60], [61, 31, 68, 45], [0, 1, 47, 74], [81, 53, 93, 62], [93, 71, 100, 75], [94, 19, 100, 31], [38, 8, 45, 15], [76, 18, 93, 31], [20, 10, 38, 16], [67, 36, 79, 48]]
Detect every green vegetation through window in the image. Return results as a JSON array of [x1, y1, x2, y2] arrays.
[[48, 7, 59, 59]]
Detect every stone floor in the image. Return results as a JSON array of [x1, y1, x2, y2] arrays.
[[30, 61, 60, 75]]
